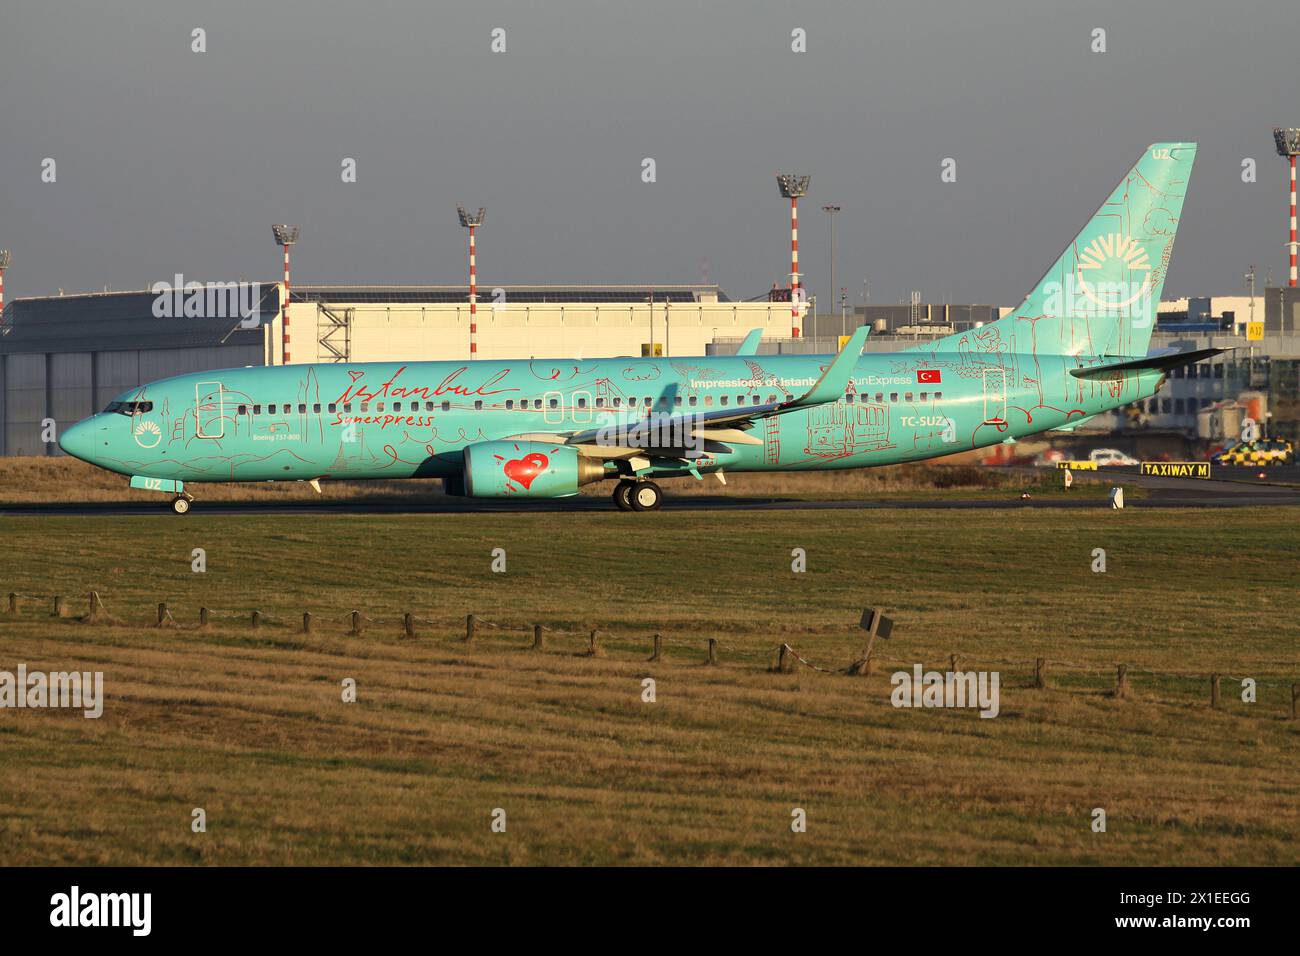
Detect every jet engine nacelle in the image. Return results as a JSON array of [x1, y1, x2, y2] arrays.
[[460, 440, 605, 498]]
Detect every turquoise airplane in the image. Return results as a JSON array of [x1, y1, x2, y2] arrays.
[[60, 143, 1219, 514]]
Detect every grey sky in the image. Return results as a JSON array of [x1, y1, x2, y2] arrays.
[[1, 0, 1295, 307]]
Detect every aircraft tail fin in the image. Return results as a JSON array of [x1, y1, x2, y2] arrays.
[[909, 142, 1196, 359]]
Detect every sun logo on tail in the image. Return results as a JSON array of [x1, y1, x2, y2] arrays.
[[1077, 233, 1152, 309]]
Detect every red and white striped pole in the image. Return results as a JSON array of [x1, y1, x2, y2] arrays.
[[272, 225, 299, 365], [457, 206, 486, 360], [1274, 130, 1300, 288], [282, 242, 292, 361], [1289, 154, 1297, 287], [790, 196, 800, 338], [469, 225, 478, 358], [776, 173, 810, 340]]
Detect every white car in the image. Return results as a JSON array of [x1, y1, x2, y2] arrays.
[[1088, 448, 1139, 467]]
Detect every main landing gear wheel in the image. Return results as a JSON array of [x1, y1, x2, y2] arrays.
[[170, 496, 192, 515], [629, 481, 663, 512], [613, 481, 635, 511]]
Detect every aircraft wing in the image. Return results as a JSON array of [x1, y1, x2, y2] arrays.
[[564, 324, 871, 456]]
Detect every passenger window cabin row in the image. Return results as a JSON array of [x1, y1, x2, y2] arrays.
[[235, 400, 453, 416], [231, 390, 944, 417]]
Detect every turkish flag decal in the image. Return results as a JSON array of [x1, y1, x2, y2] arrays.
[[916, 369, 942, 384]]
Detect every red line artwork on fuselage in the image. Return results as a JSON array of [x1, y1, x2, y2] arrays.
[[1003, 403, 1088, 427], [333, 365, 518, 409]]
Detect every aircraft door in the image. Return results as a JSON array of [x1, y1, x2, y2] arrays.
[[196, 382, 226, 438]]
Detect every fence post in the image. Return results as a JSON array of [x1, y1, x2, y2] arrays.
[[465, 613, 476, 643], [949, 653, 960, 674], [532, 624, 544, 650], [776, 643, 792, 673], [404, 613, 415, 639], [648, 633, 662, 662], [89, 591, 105, 616], [251, 610, 261, 629], [1114, 664, 1129, 700], [302, 612, 312, 635], [349, 611, 363, 637], [1291, 684, 1298, 720], [200, 606, 210, 628], [706, 638, 718, 666], [1210, 674, 1221, 710], [157, 602, 167, 626], [587, 629, 601, 657], [6, 593, 15, 615], [1033, 658, 1047, 689], [53, 596, 68, 618]]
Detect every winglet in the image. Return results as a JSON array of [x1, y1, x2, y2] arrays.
[[736, 328, 763, 355], [785, 324, 871, 409]]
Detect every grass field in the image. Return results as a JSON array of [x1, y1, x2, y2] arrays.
[[1, 508, 1296, 865]]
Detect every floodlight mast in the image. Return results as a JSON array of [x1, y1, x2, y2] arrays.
[[1274, 128, 1300, 287], [0, 250, 10, 328], [777, 174, 810, 338], [458, 206, 486, 359], [272, 225, 300, 363], [822, 204, 841, 339]]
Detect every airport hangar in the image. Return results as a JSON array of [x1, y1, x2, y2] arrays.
[[0, 283, 800, 456]]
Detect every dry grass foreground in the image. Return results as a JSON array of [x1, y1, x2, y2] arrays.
[[0, 509, 1296, 865]]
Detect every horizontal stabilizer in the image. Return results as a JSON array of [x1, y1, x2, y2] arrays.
[[1069, 347, 1225, 380]]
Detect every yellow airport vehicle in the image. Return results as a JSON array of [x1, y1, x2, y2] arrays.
[[1210, 438, 1294, 467]]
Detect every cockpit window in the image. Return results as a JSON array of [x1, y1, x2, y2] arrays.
[[104, 401, 153, 416]]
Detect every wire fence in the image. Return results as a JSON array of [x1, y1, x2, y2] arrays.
[[4, 589, 1298, 717]]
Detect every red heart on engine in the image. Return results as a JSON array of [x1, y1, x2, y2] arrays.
[[503, 452, 549, 489]]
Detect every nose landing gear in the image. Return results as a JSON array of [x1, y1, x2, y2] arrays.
[[129, 475, 192, 513]]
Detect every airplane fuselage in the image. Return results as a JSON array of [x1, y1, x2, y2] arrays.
[[59, 350, 1160, 488]]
